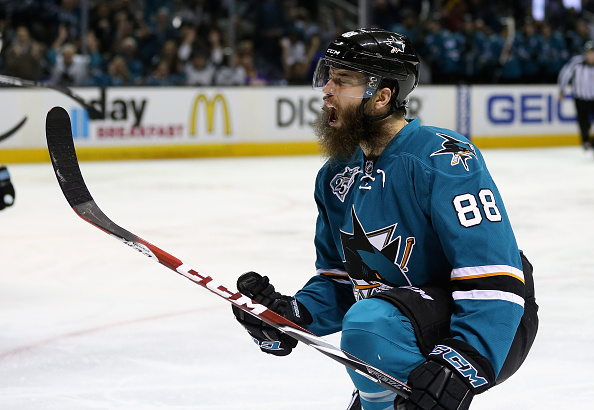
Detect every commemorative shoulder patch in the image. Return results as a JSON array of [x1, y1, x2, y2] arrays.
[[330, 166, 361, 202]]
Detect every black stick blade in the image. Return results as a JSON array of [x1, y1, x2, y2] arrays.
[[46, 106, 93, 207]]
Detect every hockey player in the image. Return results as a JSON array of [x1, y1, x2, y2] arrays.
[[0, 165, 15, 210], [233, 29, 538, 410]]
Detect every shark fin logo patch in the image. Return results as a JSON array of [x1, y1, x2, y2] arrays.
[[431, 133, 477, 171]]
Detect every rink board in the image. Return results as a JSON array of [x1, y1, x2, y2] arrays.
[[0, 85, 581, 163]]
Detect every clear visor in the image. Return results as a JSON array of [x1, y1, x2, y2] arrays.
[[312, 58, 383, 98]]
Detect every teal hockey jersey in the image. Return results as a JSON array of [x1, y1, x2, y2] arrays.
[[295, 118, 525, 377]]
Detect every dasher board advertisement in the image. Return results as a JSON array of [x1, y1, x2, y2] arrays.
[[470, 85, 580, 147], [0, 85, 581, 162]]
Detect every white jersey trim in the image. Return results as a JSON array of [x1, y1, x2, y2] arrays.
[[316, 268, 351, 285], [451, 265, 524, 282], [452, 290, 524, 307]]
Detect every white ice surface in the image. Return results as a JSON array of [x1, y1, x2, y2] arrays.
[[1, 147, 593, 409]]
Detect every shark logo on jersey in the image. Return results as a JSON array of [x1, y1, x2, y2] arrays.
[[431, 133, 477, 171], [386, 35, 406, 54], [340, 206, 416, 299], [330, 166, 362, 202]]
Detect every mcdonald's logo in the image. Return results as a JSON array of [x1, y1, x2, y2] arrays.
[[189, 93, 231, 136]]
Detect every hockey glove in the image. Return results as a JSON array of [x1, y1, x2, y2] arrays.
[[394, 339, 495, 410], [232, 271, 312, 356], [0, 166, 15, 210]]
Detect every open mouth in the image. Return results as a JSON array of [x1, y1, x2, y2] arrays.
[[329, 107, 338, 126], [325, 100, 338, 126]]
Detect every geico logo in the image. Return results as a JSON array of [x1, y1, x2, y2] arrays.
[[487, 93, 576, 124], [189, 93, 231, 136]]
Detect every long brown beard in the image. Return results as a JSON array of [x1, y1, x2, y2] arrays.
[[313, 103, 389, 161]]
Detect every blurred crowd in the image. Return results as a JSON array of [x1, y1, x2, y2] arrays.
[[0, 0, 593, 87]]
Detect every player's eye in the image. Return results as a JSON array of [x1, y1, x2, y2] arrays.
[[328, 75, 343, 86]]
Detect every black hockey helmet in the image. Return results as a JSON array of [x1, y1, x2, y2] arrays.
[[313, 28, 420, 109]]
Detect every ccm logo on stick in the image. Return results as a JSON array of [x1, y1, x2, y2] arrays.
[[176, 263, 267, 314]]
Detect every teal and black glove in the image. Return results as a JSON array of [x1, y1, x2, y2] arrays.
[[232, 271, 312, 356]]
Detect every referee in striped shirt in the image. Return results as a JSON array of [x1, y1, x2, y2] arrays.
[[558, 41, 594, 150]]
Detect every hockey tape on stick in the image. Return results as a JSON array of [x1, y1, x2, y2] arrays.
[[45, 106, 411, 399]]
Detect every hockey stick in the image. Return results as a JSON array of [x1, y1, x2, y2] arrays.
[[0, 74, 103, 120], [45, 106, 412, 399], [0, 116, 27, 143]]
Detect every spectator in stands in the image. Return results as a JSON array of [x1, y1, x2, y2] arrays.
[[470, 18, 496, 83], [209, 27, 226, 67], [184, 50, 215, 86], [0, 0, 591, 87], [292, 6, 320, 44], [236, 40, 269, 86], [370, 0, 402, 33], [119, 36, 144, 81], [254, 0, 286, 82], [48, 43, 89, 86], [175, 0, 227, 30], [86, 30, 105, 81], [3, 26, 45, 81], [304, 31, 324, 80], [147, 7, 178, 57], [145, 60, 179, 86], [539, 22, 569, 83], [421, 17, 446, 83], [280, 26, 308, 84], [458, 16, 485, 82], [390, 9, 422, 48], [518, 18, 543, 83], [545, 0, 568, 31], [567, 19, 592, 56], [89, 0, 114, 57], [110, 10, 135, 58], [316, 10, 339, 52], [177, 24, 198, 63], [240, 52, 269, 85], [93, 55, 130, 86], [423, 16, 462, 84], [442, 0, 468, 33], [55, 0, 81, 43], [489, 22, 522, 83], [214, 53, 247, 86], [154, 39, 185, 84]]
